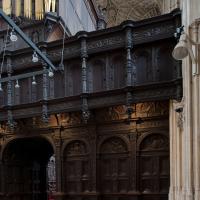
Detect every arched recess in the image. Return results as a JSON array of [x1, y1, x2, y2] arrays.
[[68, 63, 81, 96], [98, 136, 130, 194], [63, 140, 91, 194], [135, 49, 153, 84], [1, 136, 54, 200], [111, 54, 126, 89], [156, 44, 175, 81], [138, 133, 169, 200], [88, 58, 106, 92]]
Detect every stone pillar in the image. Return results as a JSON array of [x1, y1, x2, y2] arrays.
[[169, 100, 183, 200], [190, 20, 200, 200], [179, 1, 200, 200]]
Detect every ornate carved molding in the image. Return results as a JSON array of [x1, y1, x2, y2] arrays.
[[173, 98, 184, 130], [140, 134, 169, 150], [100, 137, 128, 153]]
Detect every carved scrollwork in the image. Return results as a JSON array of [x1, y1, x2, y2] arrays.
[[59, 112, 82, 126], [140, 134, 168, 151], [100, 137, 128, 153], [96, 105, 127, 122], [136, 101, 168, 117], [65, 141, 87, 156]]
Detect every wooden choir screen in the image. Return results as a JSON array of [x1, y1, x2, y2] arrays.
[[98, 137, 130, 198], [63, 140, 91, 194], [138, 134, 169, 200]]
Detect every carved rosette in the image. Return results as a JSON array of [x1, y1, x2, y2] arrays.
[[100, 137, 128, 153], [65, 141, 87, 156], [140, 134, 169, 151]]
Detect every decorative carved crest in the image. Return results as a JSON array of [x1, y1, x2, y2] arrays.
[[65, 141, 87, 156], [136, 101, 168, 117], [60, 112, 82, 126], [140, 134, 168, 151], [100, 137, 127, 153]]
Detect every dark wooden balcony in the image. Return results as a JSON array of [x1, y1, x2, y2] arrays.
[[0, 9, 182, 121]]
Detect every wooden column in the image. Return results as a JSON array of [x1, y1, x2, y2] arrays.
[[124, 23, 135, 120], [88, 126, 97, 193], [129, 131, 137, 192], [78, 32, 90, 123], [5, 52, 14, 131], [54, 130, 65, 200], [0, 160, 5, 197], [40, 43, 49, 123]]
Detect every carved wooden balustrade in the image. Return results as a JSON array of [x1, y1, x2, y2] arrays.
[[0, 9, 181, 122]]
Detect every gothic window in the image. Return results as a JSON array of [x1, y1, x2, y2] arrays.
[[99, 137, 129, 193], [63, 140, 91, 193]]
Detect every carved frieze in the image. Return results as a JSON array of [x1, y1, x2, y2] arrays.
[[87, 35, 124, 52], [133, 24, 175, 44], [96, 101, 168, 122], [65, 141, 87, 156], [100, 137, 127, 153], [96, 105, 127, 122], [140, 134, 169, 150], [136, 101, 169, 117], [59, 112, 82, 126]]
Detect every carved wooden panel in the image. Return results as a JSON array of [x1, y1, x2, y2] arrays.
[[63, 140, 91, 194], [36, 75, 43, 101], [19, 78, 31, 104], [98, 137, 129, 195], [139, 134, 169, 199], [88, 58, 106, 92], [156, 44, 175, 81], [135, 49, 153, 84], [68, 63, 81, 96], [54, 71, 64, 98], [112, 55, 126, 89]]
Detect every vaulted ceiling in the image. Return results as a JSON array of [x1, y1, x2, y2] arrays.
[[95, 0, 163, 27]]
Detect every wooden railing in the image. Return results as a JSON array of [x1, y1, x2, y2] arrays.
[[0, 9, 182, 121]]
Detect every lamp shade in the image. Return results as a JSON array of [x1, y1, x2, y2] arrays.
[[172, 34, 189, 60]]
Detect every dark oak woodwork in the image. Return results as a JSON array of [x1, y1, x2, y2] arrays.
[[0, 9, 181, 121], [0, 8, 181, 200], [0, 101, 170, 200]]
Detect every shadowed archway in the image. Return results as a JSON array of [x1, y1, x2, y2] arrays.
[[2, 137, 54, 200]]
